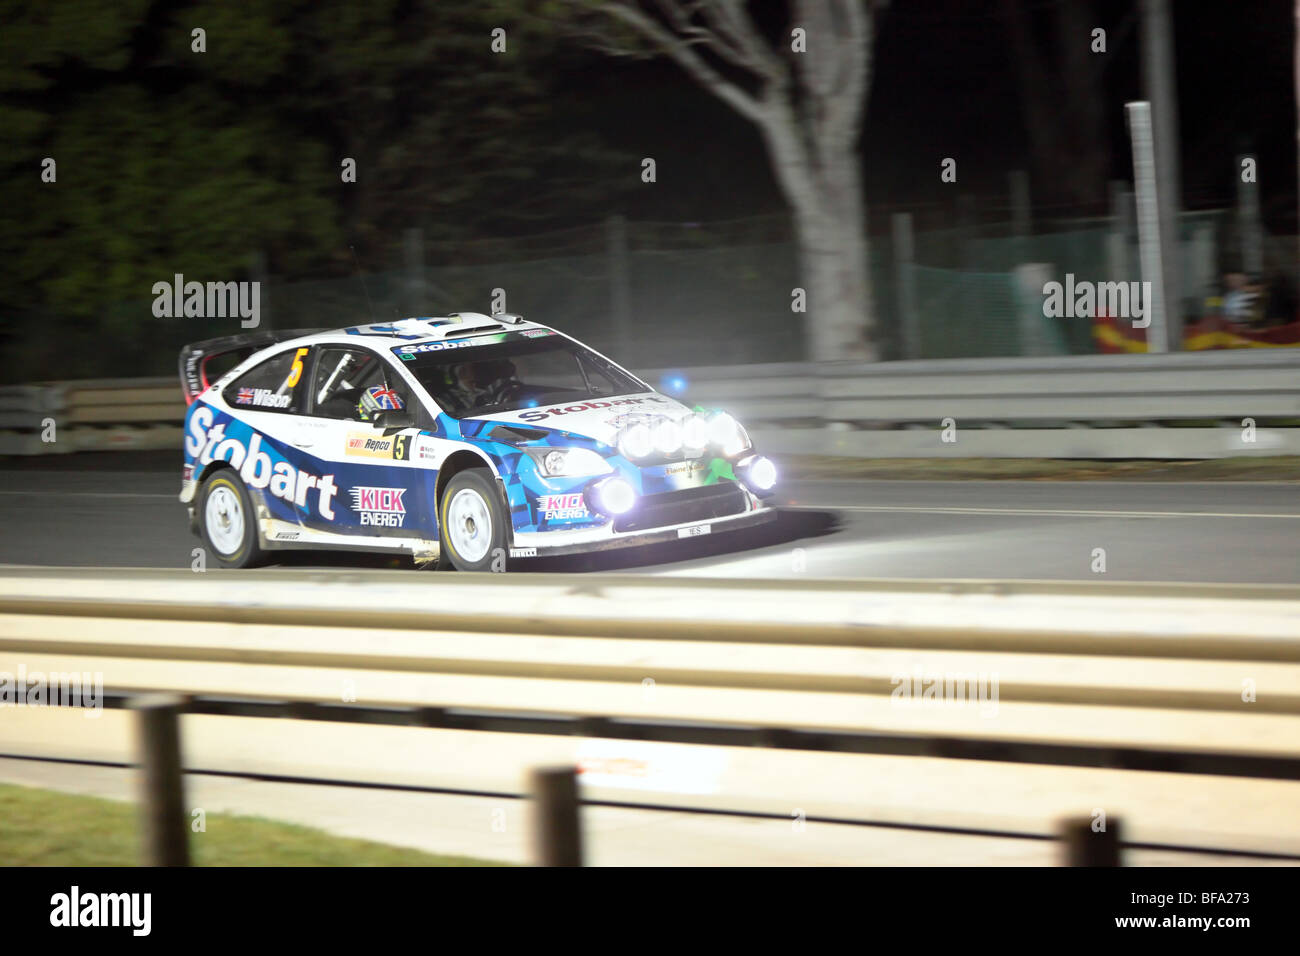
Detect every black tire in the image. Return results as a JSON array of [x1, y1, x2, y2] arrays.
[[197, 469, 265, 569], [437, 468, 509, 572]]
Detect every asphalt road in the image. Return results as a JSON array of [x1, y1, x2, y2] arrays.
[[1, 452, 1296, 582]]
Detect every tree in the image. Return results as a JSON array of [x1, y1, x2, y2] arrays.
[[1001, 0, 1113, 211], [0, 0, 634, 380], [216, 0, 633, 254], [564, 1, 883, 361]]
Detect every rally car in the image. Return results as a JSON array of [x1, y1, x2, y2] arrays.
[[178, 312, 777, 571]]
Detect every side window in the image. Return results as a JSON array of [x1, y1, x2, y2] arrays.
[[309, 347, 412, 422], [577, 354, 624, 396], [225, 347, 309, 414]]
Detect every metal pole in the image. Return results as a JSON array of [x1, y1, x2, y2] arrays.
[[1014, 263, 1058, 356], [530, 765, 583, 867], [1140, 0, 1184, 349], [131, 694, 190, 867], [1236, 153, 1263, 277], [1188, 223, 1216, 309], [891, 213, 919, 359], [1126, 101, 1168, 352]]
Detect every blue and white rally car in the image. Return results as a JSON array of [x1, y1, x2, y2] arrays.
[[178, 313, 777, 571]]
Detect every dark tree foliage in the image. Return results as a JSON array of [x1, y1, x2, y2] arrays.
[[0, 0, 631, 331]]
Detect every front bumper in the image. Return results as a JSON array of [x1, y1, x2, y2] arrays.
[[510, 487, 776, 557]]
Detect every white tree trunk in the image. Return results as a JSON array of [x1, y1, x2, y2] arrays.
[[587, 0, 878, 361], [761, 102, 875, 362], [794, 202, 874, 361]]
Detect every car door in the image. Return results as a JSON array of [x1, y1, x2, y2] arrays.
[[211, 345, 337, 537], [299, 344, 436, 541]]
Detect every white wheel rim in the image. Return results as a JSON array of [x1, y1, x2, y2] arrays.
[[205, 485, 246, 556], [447, 488, 492, 563]]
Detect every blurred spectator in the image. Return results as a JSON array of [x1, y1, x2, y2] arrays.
[[1220, 271, 1261, 324]]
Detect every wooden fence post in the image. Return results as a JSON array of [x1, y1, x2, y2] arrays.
[[1060, 815, 1123, 866], [130, 694, 190, 867], [530, 765, 582, 867]]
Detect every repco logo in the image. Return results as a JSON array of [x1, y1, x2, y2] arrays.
[[517, 394, 669, 424]]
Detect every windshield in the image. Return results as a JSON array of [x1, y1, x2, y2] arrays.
[[394, 330, 646, 419]]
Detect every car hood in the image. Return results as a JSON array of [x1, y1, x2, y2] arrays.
[[464, 392, 694, 446]]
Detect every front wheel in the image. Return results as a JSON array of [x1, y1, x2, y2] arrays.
[[438, 469, 509, 572], [197, 469, 265, 569]]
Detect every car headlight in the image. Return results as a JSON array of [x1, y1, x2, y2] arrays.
[[737, 454, 777, 493], [618, 423, 653, 460], [681, 414, 710, 454], [526, 447, 613, 477], [652, 418, 682, 456], [587, 476, 637, 516], [708, 412, 751, 457]]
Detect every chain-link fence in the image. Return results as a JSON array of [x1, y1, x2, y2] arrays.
[[904, 265, 1031, 359], [2, 208, 1289, 384]]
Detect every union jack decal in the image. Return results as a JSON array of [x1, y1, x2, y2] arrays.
[[369, 387, 401, 409]]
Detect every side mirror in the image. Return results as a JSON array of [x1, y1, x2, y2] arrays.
[[372, 408, 415, 431]]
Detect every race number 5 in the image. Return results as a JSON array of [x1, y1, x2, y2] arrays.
[[286, 348, 309, 388]]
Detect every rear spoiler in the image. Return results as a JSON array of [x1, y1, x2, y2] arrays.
[[178, 329, 323, 405]]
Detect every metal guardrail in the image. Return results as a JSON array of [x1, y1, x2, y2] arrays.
[[3, 568, 1300, 862], [0, 377, 181, 455], [2, 350, 1298, 457], [648, 350, 1300, 425], [645, 350, 1300, 458]]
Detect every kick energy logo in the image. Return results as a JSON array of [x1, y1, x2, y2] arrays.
[[350, 486, 407, 527], [538, 493, 588, 520]]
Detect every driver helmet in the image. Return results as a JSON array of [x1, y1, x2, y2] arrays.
[[357, 384, 404, 422], [483, 359, 517, 387]]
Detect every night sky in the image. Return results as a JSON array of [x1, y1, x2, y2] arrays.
[[585, 0, 1298, 232]]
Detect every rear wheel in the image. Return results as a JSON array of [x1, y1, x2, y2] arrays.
[[438, 469, 508, 572], [197, 469, 264, 569]]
